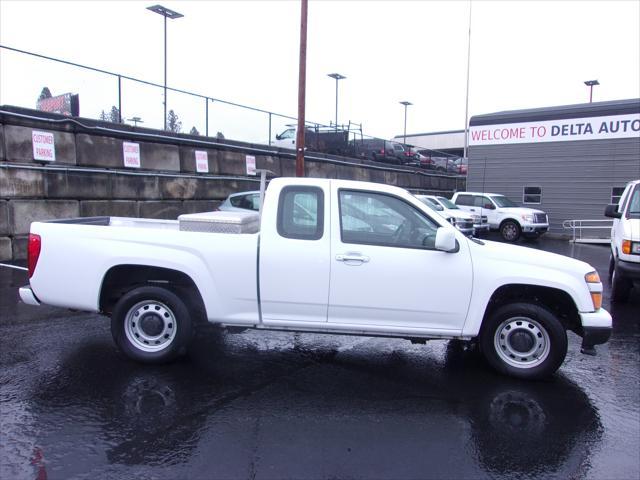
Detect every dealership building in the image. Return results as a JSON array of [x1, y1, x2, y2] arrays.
[[465, 98, 640, 235]]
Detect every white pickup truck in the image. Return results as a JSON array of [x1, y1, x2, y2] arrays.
[[20, 178, 611, 379], [452, 191, 549, 242]]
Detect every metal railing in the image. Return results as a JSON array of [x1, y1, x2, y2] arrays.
[[562, 219, 613, 243], [0, 44, 465, 173]]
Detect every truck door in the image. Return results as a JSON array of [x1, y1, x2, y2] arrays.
[[474, 195, 498, 228], [259, 183, 331, 324], [327, 186, 473, 332]]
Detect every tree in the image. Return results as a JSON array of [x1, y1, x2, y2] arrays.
[[189, 126, 200, 136], [38, 87, 52, 101], [167, 110, 182, 133], [109, 106, 121, 123], [99, 110, 109, 121], [216, 131, 225, 139]]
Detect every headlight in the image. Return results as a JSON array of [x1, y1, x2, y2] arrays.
[[585, 271, 602, 310], [622, 239, 640, 255], [521, 214, 535, 223]]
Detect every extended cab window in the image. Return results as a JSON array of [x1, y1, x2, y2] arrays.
[[455, 194, 473, 206], [339, 190, 439, 249], [277, 186, 324, 240]]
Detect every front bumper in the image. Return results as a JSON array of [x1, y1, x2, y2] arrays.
[[522, 223, 549, 234], [616, 258, 640, 281], [19, 286, 41, 306]]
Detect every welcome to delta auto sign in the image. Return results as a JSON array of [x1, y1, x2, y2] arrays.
[[469, 113, 640, 146]]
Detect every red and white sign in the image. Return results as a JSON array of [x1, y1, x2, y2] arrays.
[[195, 150, 209, 173], [32, 130, 56, 162], [246, 155, 256, 176], [123, 142, 141, 168], [469, 113, 640, 146]]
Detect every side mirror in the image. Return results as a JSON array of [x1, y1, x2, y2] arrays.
[[435, 204, 444, 211], [275, 134, 281, 140], [604, 204, 622, 219], [435, 227, 459, 253]]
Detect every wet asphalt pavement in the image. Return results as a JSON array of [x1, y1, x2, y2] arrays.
[[1, 237, 639, 480]]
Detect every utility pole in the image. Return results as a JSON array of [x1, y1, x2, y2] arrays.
[[296, 0, 308, 177], [463, 0, 472, 161]]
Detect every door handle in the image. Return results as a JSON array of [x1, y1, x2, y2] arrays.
[[336, 254, 370, 263]]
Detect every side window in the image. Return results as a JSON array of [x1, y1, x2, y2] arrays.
[[277, 186, 323, 240], [455, 194, 473, 206], [474, 196, 493, 208], [611, 187, 625, 206], [523, 186, 542, 204], [339, 190, 439, 249]]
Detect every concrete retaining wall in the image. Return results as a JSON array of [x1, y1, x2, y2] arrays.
[[0, 106, 465, 260]]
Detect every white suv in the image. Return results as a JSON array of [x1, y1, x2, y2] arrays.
[[452, 192, 549, 242], [605, 179, 640, 302]]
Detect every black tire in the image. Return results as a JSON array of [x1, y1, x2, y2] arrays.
[[500, 220, 521, 242], [608, 253, 615, 281], [111, 286, 193, 364], [611, 268, 632, 303], [480, 302, 567, 380]]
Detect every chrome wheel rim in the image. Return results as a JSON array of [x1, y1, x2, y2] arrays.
[[502, 223, 518, 241], [494, 316, 550, 369], [124, 301, 177, 352]]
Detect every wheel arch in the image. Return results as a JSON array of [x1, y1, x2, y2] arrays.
[[479, 283, 581, 336], [99, 264, 207, 321]]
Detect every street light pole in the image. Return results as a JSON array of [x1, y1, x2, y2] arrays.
[[399, 101, 412, 145], [327, 73, 346, 130], [147, 4, 184, 130], [584, 79, 599, 103]]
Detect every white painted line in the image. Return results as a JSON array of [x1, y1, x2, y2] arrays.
[[0, 263, 28, 272]]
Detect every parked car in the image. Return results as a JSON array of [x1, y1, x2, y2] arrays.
[[404, 147, 434, 169], [20, 178, 611, 379], [604, 178, 640, 302], [219, 191, 260, 212], [418, 195, 489, 235], [355, 139, 407, 165], [448, 158, 468, 175], [415, 195, 475, 236], [452, 191, 549, 242]]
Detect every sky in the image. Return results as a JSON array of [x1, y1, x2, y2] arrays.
[[1, 0, 639, 144]]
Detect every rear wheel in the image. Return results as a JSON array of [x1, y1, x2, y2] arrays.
[[500, 220, 521, 242], [480, 302, 567, 379], [111, 286, 193, 363]]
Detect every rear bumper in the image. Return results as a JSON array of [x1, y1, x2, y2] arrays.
[[616, 258, 640, 281], [19, 286, 40, 306]]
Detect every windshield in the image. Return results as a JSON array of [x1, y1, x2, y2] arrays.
[[418, 197, 443, 211], [491, 195, 518, 208], [437, 197, 459, 209], [627, 185, 640, 218]]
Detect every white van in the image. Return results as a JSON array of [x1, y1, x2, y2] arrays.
[[605, 179, 640, 302]]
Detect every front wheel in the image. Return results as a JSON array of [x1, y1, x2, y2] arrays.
[[480, 302, 567, 380], [611, 269, 632, 303], [111, 286, 193, 363], [500, 220, 521, 242]]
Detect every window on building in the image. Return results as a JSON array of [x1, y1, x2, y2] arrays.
[[277, 186, 323, 240], [611, 187, 625, 205], [523, 186, 542, 204]]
